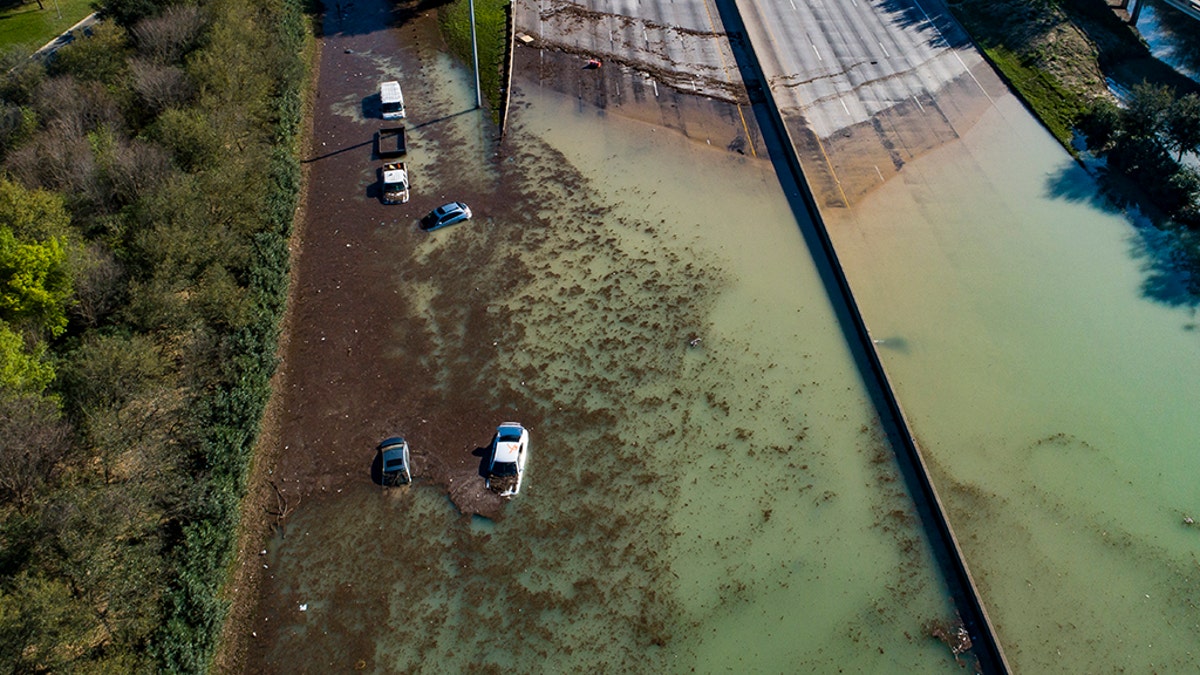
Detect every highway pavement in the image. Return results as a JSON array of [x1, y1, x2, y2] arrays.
[[733, 0, 1009, 205]]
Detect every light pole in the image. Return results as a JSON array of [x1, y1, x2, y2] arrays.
[[468, 0, 482, 109]]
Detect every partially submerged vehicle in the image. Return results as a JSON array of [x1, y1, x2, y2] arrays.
[[380, 80, 406, 119], [378, 437, 412, 486], [380, 162, 410, 204], [486, 422, 529, 497], [420, 202, 472, 231]]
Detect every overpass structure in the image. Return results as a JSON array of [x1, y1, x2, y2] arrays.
[[1162, 0, 1200, 20]]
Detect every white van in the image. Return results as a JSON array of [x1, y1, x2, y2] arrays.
[[380, 80, 406, 119]]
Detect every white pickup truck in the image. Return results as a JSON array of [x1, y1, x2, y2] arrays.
[[380, 162, 410, 204]]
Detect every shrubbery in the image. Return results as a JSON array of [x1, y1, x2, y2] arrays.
[[1081, 84, 1200, 227], [0, 0, 307, 669]]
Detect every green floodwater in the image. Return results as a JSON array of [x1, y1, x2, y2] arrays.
[[827, 93, 1200, 671], [255, 70, 972, 670]]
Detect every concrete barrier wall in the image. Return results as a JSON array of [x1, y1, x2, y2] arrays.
[[498, 3, 516, 138]]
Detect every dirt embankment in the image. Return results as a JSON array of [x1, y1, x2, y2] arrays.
[[948, 0, 1199, 103]]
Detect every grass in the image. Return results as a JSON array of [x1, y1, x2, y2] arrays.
[[0, 0, 95, 53], [439, 0, 508, 122], [980, 44, 1086, 149]]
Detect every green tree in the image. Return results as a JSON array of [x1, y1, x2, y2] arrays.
[[0, 321, 53, 393], [0, 226, 72, 337], [0, 178, 72, 241], [0, 180, 74, 337], [0, 573, 90, 673], [47, 23, 132, 86], [1166, 93, 1200, 163], [1123, 82, 1175, 141]]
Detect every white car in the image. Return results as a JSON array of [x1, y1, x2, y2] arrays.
[[486, 422, 529, 497]]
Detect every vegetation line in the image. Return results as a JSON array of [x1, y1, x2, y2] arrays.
[[946, 0, 1200, 230], [0, 0, 307, 669], [440, 0, 509, 123]]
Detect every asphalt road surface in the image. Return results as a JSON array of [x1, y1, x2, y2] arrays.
[[736, 0, 987, 136], [514, 0, 746, 102], [733, 0, 1009, 206]]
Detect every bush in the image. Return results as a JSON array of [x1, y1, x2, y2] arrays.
[[1078, 98, 1121, 151]]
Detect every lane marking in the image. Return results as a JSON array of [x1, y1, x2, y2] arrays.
[[813, 131, 850, 207], [747, 0, 847, 204], [911, 0, 994, 104], [913, 95, 924, 112], [875, 165, 885, 182], [878, 41, 889, 58], [812, 43, 822, 61]]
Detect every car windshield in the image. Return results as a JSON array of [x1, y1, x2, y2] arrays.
[[384, 458, 406, 470], [490, 461, 518, 477], [497, 431, 522, 443]]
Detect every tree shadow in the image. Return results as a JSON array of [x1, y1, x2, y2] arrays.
[[874, 0, 973, 50], [1043, 158, 1200, 309], [317, 0, 456, 39]]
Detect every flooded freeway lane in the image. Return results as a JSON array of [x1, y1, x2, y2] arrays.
[[230, 0, 972, 671], [732, 0, 1200, 671]]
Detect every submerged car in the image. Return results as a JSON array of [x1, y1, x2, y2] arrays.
[[485, 422, 528, 498], [420, 202, 472, 231], [377, 436, 412, 486]]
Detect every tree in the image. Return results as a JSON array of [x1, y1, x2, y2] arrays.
[[0, 180, 74, 337], [1166, 93, 1200, 163], [47, 23, 131, 86], [0, 321, 53, 393], [0, 178, 71, 242], [131, 4, 206, 64], [0, 392, 68, 508], [0, 227, 72, 337], [1122, 82, 1175, 141], [1080, 98, 1122, 152]]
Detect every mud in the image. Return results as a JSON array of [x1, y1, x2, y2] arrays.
[[255, 0, 754, 522]]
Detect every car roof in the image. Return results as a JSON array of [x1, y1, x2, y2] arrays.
[[493, 439, 522, 463]]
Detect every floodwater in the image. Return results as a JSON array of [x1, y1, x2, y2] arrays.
[[825, 90, 1200, 671], [249, 49, 971, 673], [1136, 0, 1200, 82]]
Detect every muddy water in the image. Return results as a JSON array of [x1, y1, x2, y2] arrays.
[[250, 55, 968, 674], [826, 92, 1200, 671]]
